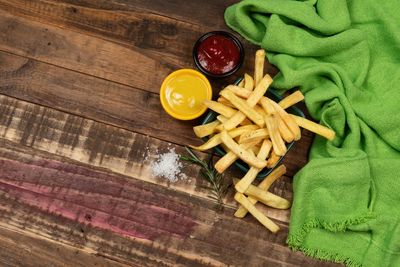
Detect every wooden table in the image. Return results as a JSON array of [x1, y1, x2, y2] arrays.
[[0, 1, 341, 266]]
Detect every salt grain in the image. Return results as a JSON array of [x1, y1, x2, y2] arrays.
[[151, 148, 185, 182]]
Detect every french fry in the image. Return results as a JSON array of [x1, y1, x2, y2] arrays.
[[235, 140, 272, 193], [259, 97, 276, 115], [266, 150, 281, 168], [216, 115, 228, 123], [191, 134, 222, 151], [235, 165, 287, 218], [276, 114, 295, 143], [229, 125, 260, 137], [265, 116, 287, 156], [291, 114, 335, 140], [193, 121, 220, 138], [254, 105, 267, 116], [220, 131, 267, 169], [211, 98, 253, 127], [269, 99, 301, 140], [244, 73, 254, 91], [247, 74, 273, 106], [238, 77, 245, 87], [236, 180, 291, 209], [203, 100, 237, 118], [225, 85, 252, 99], [215, 140, 260, 173], [219, 74, 273, 131], [220, 90, 265, 127], [216, 113, 242, 131], [250, 144, 262, 155], [225, 89, 299, 141], [217, 97, 235, 108], [238, 128, 269, 144], [234, 193, 279, 233], [191, 125, 259, 151], [279, 90, 304, 109], [240, 118, 254, 126], [254, 49, 265, 87]]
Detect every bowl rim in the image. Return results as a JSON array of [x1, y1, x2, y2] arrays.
[[192, 31, 245, 78], [160, 69, 212, 120]]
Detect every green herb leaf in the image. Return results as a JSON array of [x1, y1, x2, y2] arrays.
[[181, 147, 230, 211]]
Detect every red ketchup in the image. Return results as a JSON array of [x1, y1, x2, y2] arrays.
[[196, 34, 241, 75]]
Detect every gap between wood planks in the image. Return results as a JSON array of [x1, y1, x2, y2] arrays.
[[0, 49, 312, 170], [0, 93, 295, 223], [0, 3, 339, 266], [0, 139, 328, 267], [0, 3, 310, 224], [0, 3, 264, 94], [0, 9, 246, 146], [0, 6, 278, 146], [0, 228, 132, 267], [0, 0, 253, 61], [0, 49, 203, 146]]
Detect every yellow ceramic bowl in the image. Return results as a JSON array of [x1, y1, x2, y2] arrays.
[[160, 69, 212, 120]]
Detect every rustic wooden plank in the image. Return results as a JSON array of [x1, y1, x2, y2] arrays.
[[0, 0, 273, 80], [0, 1, 278, 95], [51, 0, 236, 28], [0, 48, 301, 157], [0, 3, 278, 146], [0, 9, 172, 94], [0, 93, 309, 223], [0, 138, 340, 267], [0, 51, 203, 146], [0, 0, 199, 62], [0, 226, 128, 267]]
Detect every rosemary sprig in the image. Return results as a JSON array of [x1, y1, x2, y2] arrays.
[[181, 147, 229, 211]]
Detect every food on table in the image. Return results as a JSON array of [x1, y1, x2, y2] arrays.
[[214, 139, 259, 174], [160, 69, 212, 120], [220, 130, 268, 169], [193, 31, 244, 77], [234, 165, 287, 218], [234, 193, 280, 233], [190, 49, 336, 232], [190, 125, 258, 151], [291, 115, 335, 141], [235, 179, 291, 209], [254, 49, 265, 86], [234, 139, 272, 194]]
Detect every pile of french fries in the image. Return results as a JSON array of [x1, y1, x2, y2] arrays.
[[191, 49, 335, 233]]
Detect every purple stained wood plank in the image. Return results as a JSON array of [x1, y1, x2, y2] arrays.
[[0, 138, 340, 267], [0, 158, 197, 240]]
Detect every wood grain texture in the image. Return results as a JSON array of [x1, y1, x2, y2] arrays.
[[0, 94, 310, 223], [0, 0, 278, 95], [0, 1, 342, 266], [52, 0, 236, 28], [0, 138, 339, 267], [0, 50, 308, 156], [0, 226, 129, 267], [0, 50, 203, 146], [0, 9, 169, 93]]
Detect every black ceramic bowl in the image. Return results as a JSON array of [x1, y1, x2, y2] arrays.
[[201, 77, 305, 178], [193, 31, 244, 78]]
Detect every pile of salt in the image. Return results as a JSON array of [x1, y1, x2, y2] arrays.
[[151, 148, 186, 182]]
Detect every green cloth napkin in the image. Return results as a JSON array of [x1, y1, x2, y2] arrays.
[[225, 1, 400, 266]]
